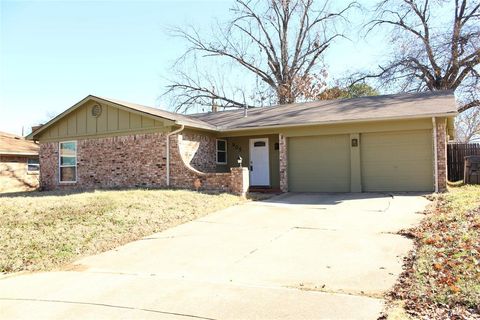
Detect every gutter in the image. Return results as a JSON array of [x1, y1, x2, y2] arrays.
[[432, 117, 439, 193], [215, 112, 458, 133], [0, 151, 39, 156], [166, 124, 185, 187]]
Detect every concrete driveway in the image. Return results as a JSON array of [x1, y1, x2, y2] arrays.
[[0, 193, 429, 320]]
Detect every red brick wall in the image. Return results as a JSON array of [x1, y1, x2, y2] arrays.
[[230, 167, 249, 196], [169, 133, 231, 190], [40, 133, 168, 190], [38, 130, 248, 195], [39, 142, 58, 190], [181, 131, 217, 173]]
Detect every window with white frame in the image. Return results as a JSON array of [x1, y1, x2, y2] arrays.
[[27, 158, 40, 172], [59, 141, 77, 182], [216, 139, 227, 164]]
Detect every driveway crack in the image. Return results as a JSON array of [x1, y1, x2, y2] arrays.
[[366, 193, 394, 213], [285, 286, 384, 300], [0, 297, 217, 320], [233, 227, 294, 264], [293, 226, 337, 231]]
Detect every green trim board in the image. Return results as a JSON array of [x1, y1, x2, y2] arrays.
[[37, 127, 171, 143], [220, 118, 435, 138]]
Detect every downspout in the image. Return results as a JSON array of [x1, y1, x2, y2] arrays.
[[432, 117, 438, 193], [166, 124, 185, 187]]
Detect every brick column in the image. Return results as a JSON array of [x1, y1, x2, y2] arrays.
[[279, 134, 288, 192], [230, 167, 249, 197], [435, 118, 447, 192]]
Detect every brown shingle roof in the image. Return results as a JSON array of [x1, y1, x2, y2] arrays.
[[0, 131, 39, 155], [191, 91, 457, 131], [28, 91, 458, 140]]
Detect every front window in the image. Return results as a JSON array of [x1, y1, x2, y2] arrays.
[[27, 158, 39, 172], [216, 139, 227, 164], [59, 141, 77, 182], [253, 141, 266, 147]]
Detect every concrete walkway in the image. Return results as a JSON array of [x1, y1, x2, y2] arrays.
[[0, 193, 430, 320]]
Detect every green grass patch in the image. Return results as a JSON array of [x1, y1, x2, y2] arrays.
[[389, 185, 480, 318], [0, 189, 243, 273]]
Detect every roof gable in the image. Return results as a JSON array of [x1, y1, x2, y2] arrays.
[[27, 95, 216, 140], [28, 96, 179, 141]]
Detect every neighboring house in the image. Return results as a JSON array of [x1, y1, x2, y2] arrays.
[[26, 91, 457, 194], [0, 131, 40, 192]]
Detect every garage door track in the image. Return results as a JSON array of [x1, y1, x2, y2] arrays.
[[0, 193, 430, 319]]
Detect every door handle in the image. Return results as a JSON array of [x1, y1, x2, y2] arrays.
[[250, 165, 253, 171]]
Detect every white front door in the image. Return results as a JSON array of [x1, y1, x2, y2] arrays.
[[249, 138, 270, 186]]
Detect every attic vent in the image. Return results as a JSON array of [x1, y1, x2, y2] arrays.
[[91, 104, 102, 117]]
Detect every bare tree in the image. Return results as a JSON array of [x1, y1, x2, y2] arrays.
[[165, 0, 357, 112], [359, 0, 479, 112], [456, 106, 480, 142]]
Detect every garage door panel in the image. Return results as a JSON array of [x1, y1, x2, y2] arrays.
[[361, 130, 433, 192], [362, 147, 431, 162], [362, 160, 432, 172], [288, 135, 350, 192], [362, 177, 430, 192]]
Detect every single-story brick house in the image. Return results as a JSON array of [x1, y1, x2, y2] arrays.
[[27, 91, 457, 194], [0, 131, 40, 192]]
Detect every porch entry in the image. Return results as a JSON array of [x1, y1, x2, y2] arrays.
[[249, 138, 270, 186]]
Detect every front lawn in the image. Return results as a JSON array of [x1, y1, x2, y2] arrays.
[[387, 185, 480, 319], [0, 189, 243, 273]]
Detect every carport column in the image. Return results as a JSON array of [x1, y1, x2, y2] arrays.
[[350, 133, 362, 192], [279, 134, 288, 192]]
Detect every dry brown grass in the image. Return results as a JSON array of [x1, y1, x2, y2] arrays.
[[0, 189, 243, 273], [387, 185, 480, 319]]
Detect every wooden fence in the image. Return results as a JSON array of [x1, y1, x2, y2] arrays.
[[447, 143, 480, 182]]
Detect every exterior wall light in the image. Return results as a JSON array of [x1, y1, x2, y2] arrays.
[[237, 155, 243, 167]]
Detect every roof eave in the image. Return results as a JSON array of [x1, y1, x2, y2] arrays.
[[218, 112, 458, 133], [0, 151, 39, 156], [175, 120, 218, 132]]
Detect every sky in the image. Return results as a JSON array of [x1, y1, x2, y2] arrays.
[[0, 0, 387, 136]]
